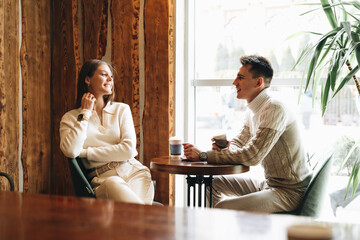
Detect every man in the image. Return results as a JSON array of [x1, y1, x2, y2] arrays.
[[183, 55, 312, 213]]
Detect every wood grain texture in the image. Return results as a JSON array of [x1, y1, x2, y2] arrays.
[[168, 0, 175, 205], [3, 191, 348, 240], [72, 0, 82, 79], [111, 0, 141, 155], [150, 156, 249, 176], [143, 0, 175, 205], [20, 0, 51, 193], [82, 0, 108, 62], [51, 0, 81, 195], [0, 0, 19, 191]]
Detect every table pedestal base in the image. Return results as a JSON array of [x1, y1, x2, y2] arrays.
[[186, 175, 213, 208]]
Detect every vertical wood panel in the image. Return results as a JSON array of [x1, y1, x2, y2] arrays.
[[20, 0, 51, 193], [168, 0, 175, 205], [51, 0, 81, 195], [0, 0, 19, 191], [143, 0, 175, 205], [82, 0, 108, 62], [111, 0, 141, 155]]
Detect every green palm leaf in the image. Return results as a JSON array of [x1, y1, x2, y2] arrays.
[[299, 1, 360, 21], [333, 65, 359, 96], [320, 0, 338, 29], [321, 75, 331, 115], [292, 44, 314, 71], [341, 139, 360, 170], [352, 165, 360, 197], [351, 32, 360, 68], [342, 139, 360, 198], [341, 1, 360, 10], [339, 42, 360, 72], [341, 9, 360, 22], [337, 31, 358, 72], [286, 31, 323, 41], [346, 161, 360, 198], [305, 29, 339, 91], [317, 27, 345, 69], [342, 137, 360, 199], [329, 50, 341, 91], [312, 66, 325, 108]]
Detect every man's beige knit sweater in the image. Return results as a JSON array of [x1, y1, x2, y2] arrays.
[[207, 89, 312, 188]]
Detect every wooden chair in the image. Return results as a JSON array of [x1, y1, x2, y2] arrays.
[[277, 153, 333, 217], [0, 172, 15, 191]]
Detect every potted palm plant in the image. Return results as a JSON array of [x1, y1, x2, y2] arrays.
[[293, 0, 360, 197]]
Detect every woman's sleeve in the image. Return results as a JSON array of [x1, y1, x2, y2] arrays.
[[84, 105, 138, 162], [59, 109, 92, 158]]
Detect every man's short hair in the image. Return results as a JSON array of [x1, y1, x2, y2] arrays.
[[240, 55, 273, 87]]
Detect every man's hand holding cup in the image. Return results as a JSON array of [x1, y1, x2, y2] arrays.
[[212, 134, 229, 151]]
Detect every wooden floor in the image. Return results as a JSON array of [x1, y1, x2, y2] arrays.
[[1, 191, 360, 239]]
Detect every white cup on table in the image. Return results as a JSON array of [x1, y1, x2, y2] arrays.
[[169, 136, 182, 156]]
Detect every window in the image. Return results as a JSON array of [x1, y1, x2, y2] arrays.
[[176, 0, 360, 214]]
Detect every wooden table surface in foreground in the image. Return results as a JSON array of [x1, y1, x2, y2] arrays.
[[0, 191, 359, 239]]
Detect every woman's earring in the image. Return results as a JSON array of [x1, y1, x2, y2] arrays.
[[85, 77, 90, 87]]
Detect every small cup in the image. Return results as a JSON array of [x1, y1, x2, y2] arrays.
[[213, 134, 228, 149], [287, 224, 333, 240], [169, 137, 182, 156]]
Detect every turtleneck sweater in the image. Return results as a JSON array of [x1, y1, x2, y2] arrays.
[[207, 89, 311, 188]]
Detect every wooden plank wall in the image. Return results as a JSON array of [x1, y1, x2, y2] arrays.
[[0, 0, 19, 191], [82, 0, 108, 62], [20, 0, 51, 193], [51, 0, 81, 195], [1, 0, 175, 204], [143, 0, 175, 205], [111, 0, 141, 154], [168, 0, 175, 144]]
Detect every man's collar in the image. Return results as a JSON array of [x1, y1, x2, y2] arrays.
[[248, 89, 269, 113]]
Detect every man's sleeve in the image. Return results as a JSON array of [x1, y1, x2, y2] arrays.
[[207, 104, 288, 165]]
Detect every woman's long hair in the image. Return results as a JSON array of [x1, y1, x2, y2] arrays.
[[76, 59, 115, 108]]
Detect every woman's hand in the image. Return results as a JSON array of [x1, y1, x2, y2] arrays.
[[81, 92, 96, 110], [182, 143, 201, 161]]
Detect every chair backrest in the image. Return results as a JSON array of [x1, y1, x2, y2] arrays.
[[296, 154, 333, 217], [0, 172, 14, 191], [67, 157, 95, 198]]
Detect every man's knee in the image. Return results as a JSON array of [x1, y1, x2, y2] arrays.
[[214, 199, 234, 209], [214, 200, 226, 209]]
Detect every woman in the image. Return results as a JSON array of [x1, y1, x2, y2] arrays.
[[60, 59, 154, 204]]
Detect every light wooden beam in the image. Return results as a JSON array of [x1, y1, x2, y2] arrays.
[[0, 0, 19, 191]]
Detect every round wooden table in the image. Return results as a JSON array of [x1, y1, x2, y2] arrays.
[[150, 156, 249, 208]]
